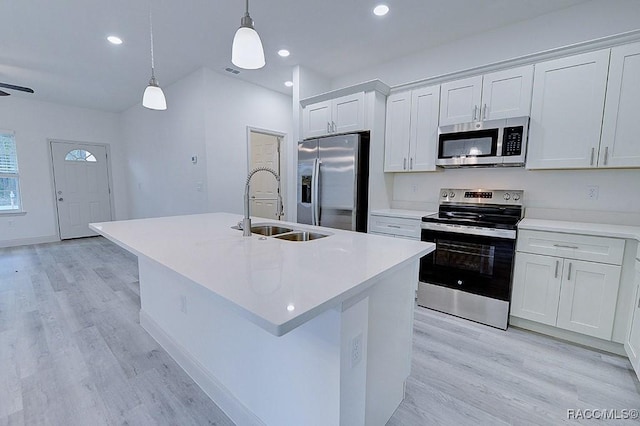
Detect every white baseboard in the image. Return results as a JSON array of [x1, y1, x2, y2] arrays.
[[509, 316, 626, 356], [139, 310, 265, 426], [0, 234, 59, 248]]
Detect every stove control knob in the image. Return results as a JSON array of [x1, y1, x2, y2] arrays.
[[513, 193, 521, 201], [442, 191, 448, 198], [503, 193, 511, 201], [449, 191, 456, 198], [457, 280, 463, 285]]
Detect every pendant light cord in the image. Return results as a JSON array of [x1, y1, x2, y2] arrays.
[[149, 8, 156, 79], [245, 0, 249, 17]]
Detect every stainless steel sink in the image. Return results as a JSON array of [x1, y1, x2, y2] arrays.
[[250, 224, 294, 236], [274, 231, 328, 242]]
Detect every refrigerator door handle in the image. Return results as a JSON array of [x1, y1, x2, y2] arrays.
[[311, 158, 321, 226]]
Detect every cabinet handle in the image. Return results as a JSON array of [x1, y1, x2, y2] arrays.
[[554, 260, 559, 278], [332, 121, 336, 133], [403, 158, 407, 170], [482, 104, 487, 121], [327, 122, 331, 133], [473, 105, 478, 121], [387, 224, 402, 229], [567, 262, 572, 281], [638, 294, 640, 309], [590, 147, 595, 166], [410, 157, 413, 170], [553, 244, 579, 249], [604, 146, 609, 165]]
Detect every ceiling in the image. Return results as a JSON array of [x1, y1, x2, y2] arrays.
[[1, 0, 587, 113]]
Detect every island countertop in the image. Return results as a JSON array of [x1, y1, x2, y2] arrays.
[[90, 212, 433, 336]]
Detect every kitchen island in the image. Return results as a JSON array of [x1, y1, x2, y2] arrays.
[[90, 212, 433, 426]]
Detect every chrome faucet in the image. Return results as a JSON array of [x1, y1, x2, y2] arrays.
[[242, 167, 283, 236]]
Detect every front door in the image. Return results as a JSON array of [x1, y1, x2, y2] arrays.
[[51, 141, 112, 239], [249, 131, 281, 220]]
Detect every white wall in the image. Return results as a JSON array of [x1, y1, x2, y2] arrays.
[[329, 0, 640, 222], [0, 97, 125, 247], [202, 68, 293, 218], [121, 67, 293, 220], [332, 0, 640, 89]]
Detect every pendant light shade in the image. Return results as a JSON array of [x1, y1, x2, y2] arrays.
[[231, 0, 265, 70], [143, 8, 167, 110]]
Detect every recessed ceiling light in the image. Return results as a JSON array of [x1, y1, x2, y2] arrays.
[[284, 81, 294, 87], [107, 35, 123, 45], [278, 49, 290, 58], [373, 4, 389, 16]]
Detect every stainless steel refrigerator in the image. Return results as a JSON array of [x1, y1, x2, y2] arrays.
[[297, 133, 369, 232]]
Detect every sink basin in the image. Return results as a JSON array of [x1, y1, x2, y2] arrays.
[[274, 231, 328, 242], [250, 224, 294, 236]]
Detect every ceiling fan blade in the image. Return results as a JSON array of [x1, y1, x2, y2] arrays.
[[0, 90, 9, 96], [0, 82, 34, 93]]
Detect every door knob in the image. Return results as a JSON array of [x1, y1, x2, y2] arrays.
[[58, 197, 63, 201]]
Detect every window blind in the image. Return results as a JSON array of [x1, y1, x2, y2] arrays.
[[0, 132, 18, 175]]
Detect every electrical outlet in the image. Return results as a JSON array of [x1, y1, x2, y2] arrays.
[[587, 185, 599, 200], [180, 295, 188, 314], [7, 220, 13, 227], [411, 184, 418, 193], [350, 333, 363, 368]]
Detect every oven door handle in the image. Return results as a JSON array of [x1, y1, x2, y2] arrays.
[[421, 222, 516, 239]]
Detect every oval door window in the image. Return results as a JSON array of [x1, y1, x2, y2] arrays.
[[64, 149, 97, 162]]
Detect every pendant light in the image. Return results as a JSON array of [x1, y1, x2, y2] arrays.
[[231, 0, 265, 70], [142, 8, 167, 110]]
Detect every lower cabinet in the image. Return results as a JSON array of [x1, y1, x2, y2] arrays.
[[511, 231, 624, 340], [369, 212, 423, 240], [625, 261, 640, 379]]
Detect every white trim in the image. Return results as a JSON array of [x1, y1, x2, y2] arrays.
[[139, 310, 266, 426], [0, 234, 59, 249], [391, 29, 640, 93], [509, 316, 626, 356], [300, 79, 391, 107]]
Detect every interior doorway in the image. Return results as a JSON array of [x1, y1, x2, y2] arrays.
[[248, 129, 283, 221], [50, 140, 113, 239]]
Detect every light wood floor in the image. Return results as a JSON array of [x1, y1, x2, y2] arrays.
[[1, 237, 639, 425]]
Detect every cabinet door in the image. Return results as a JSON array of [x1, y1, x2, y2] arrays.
[[599, 42, 640, 168], [556, 260, 621, 340], [527, 50, 610, 169], [510, 253, 562, 326], [625, 265, 640, 380], [439, 76, 482, 126], [303, 100, 332, 139], [332, 92, 365, 134], [384, 92, 411, 172], [409, 85, 440, 172], [481, 65, 533, 121]]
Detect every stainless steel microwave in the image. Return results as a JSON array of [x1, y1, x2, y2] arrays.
[[436, 116, 529, 167]]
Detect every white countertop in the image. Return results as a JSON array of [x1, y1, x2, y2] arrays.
[[519, 218, 640, 241], [90, 213, 433, 336], [370, 209, 436, 220]]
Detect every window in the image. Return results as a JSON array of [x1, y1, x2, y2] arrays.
[[0, 131, 21, 212], [65, 149, 97, 162]]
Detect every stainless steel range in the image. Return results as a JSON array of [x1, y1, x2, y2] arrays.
[[418, 188, 524, 329]]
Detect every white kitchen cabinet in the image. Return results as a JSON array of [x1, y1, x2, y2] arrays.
[[439, 65, 533, 126], [384, 85, 440, 172], [302, 92, 364, 139], [624, 260, 640, 380], [511, 229, 624, 340], [600, 42, 640, 168], [526, 49, 610, 169]]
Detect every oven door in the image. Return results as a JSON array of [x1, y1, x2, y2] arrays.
[[420, 227, 516, 301]]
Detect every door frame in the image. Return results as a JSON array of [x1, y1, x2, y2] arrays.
[[48, 139, 115, 240], [245, 126, 289, 219]]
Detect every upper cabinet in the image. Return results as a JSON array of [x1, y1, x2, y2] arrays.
[[527, 50, 611, 170], [439, 65, 533, 126], [302, 92, 365, 139], [384, 85, 440, 172], [600, 42, 640, 168]]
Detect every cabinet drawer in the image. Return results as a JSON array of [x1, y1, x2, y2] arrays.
[[370, 215, 421, 239], [517, 230, 625, 265]]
